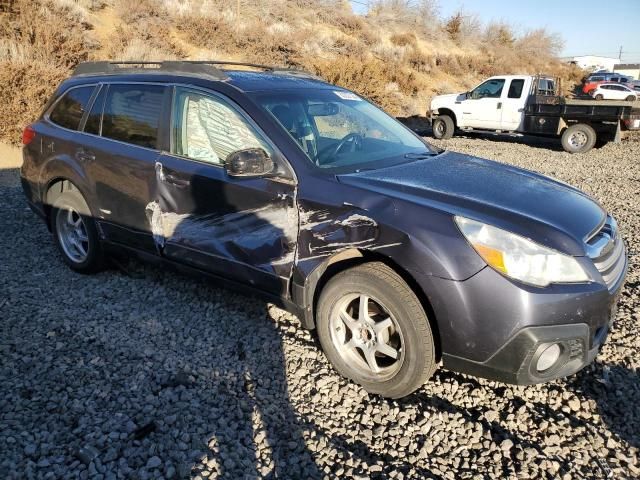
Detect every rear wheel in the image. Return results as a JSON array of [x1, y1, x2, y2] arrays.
[[561, 123, 596, 154], [432, 115, 454, 139], [626, 95, 636, 102], [316, 262, 436, 398], [51, 187, 104, 273], [594, 94, 603, 100]]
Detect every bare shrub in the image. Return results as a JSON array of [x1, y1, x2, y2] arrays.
[[0, 61, 68, 144], [516, 28, 564, 58], [389, 32, 417, 47]]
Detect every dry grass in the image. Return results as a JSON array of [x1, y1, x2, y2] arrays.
[[0, 0, 582, 144]]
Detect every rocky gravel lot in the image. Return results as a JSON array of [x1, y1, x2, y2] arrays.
[[1, 134, 639, 479]]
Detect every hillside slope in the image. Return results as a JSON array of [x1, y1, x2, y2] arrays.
[[0, 0, 583, 145]]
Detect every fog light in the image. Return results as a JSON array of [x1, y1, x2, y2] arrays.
[[536, 343, 562, 372]]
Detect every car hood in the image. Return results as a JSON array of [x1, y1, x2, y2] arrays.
[[338, 151, 606, 255]]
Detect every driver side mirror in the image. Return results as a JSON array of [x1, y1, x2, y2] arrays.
[[465, 91, 471, 99], [224, 148, 274, 178]]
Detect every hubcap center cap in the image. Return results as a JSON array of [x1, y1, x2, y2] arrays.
[[356, 324, 375, 345]]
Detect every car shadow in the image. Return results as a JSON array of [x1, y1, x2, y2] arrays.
[[1, 165, 322, 478]]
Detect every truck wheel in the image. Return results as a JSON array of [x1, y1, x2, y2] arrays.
[[594, 94, 603, 100], [561, 124, 596, 154], [432, 115, 454, 139], [626, 95, 636, 102], [51, 187, 104, 273], [316, 262, 437, 398]]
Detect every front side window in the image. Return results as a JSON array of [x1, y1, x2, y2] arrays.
[[101, 84, 165, 149], [507, 79, 525, 98], [49, 86, 95, 131], [471, 79, 505, 99], [252, 89, 433, 171], [172, 88, 272, 165]]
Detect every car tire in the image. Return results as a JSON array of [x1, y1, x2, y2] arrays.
[[51, 187, 104, 273], [432, 115, 454, 139], [316, 262, 436, 398], [594, 94, 603, 100], [626, 95, 636, 102], [561, 123, 597, 154]]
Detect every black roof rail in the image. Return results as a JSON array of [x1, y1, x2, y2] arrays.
[[72, 61, 229, 80], [72, 60, 320, 81]]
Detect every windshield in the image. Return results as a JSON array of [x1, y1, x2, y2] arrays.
[[251, 89, 434, 170]]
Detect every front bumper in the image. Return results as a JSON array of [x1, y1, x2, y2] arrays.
[[412, 258, 626, 385], [442, 321, 611, 384]]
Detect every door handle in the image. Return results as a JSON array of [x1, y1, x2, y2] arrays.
[[76, 148, 95, 162], [497, 102, 502, 109], [155, 162, 190, 188], [165, 173, 190, 188]]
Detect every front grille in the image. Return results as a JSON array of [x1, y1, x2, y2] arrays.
[[586, 216, 626, 290]]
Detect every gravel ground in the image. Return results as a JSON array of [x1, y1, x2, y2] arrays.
[[1, 134, 638, 479]]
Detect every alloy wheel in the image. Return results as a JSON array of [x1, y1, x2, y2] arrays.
[[329, 293, 405, 381], [56, 207, 90, 263]]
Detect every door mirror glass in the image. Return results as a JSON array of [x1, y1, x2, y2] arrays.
[[225, 148, 274, 177]]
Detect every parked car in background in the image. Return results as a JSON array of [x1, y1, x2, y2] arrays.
[[582, 73, 632, 94], [591, 83, 638, 101], [21, 61, 627, 398]]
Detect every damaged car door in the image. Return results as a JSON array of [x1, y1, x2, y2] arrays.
[[82, 83, 170, 251], [147, 86, 298, 296]]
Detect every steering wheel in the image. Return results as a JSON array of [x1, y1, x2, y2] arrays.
[[331, 133, 363, 158]]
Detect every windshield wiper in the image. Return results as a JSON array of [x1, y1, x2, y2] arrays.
[[404, 151, 442, 159]]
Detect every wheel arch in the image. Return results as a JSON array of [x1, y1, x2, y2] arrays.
[[304, 248, 442, 361], [43, 178, 89, 230], [433, 108, 457, 127]]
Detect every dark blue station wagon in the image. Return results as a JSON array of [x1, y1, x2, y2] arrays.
[[21, 61, 627, 398]]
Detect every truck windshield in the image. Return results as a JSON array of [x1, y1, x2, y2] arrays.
[[251, 89, 435, 171]]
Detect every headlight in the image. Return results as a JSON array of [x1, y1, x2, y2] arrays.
[[455, 216, 590, 287]]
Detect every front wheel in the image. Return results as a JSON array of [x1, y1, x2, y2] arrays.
[[431, 115, 454, 139], [594, 94, 603, 100], [626, 95, 636, 102], [561, 123, 597, 154], [316, 262, 436, 398]]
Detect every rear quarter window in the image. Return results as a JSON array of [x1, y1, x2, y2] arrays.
[[101, 84, 166, 149], [48, 86, 95, 131]]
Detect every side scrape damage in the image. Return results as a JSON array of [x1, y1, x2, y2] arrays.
[[297, 207, 380, 261], [144, 201, 298, 276]]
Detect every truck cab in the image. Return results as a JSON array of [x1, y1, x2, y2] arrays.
[[430, 75, 545, 134]]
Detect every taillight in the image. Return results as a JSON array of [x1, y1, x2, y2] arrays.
[[22, 125, 36, 145]]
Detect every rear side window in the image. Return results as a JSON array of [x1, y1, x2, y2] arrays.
[[49, 86, 95, 131], [507, 79, 525, 98], [101, 84, 165, 149]]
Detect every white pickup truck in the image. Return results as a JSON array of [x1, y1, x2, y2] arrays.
[[429, 75, 640, 153]]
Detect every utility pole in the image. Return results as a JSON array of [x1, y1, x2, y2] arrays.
[[618, 45, 623, 61]]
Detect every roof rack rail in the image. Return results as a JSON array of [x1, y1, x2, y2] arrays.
[[72, 60, 320, 80], [72, 61, 229, 80]]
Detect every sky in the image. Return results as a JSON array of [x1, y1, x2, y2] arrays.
[[350, 0, 640, 63]]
